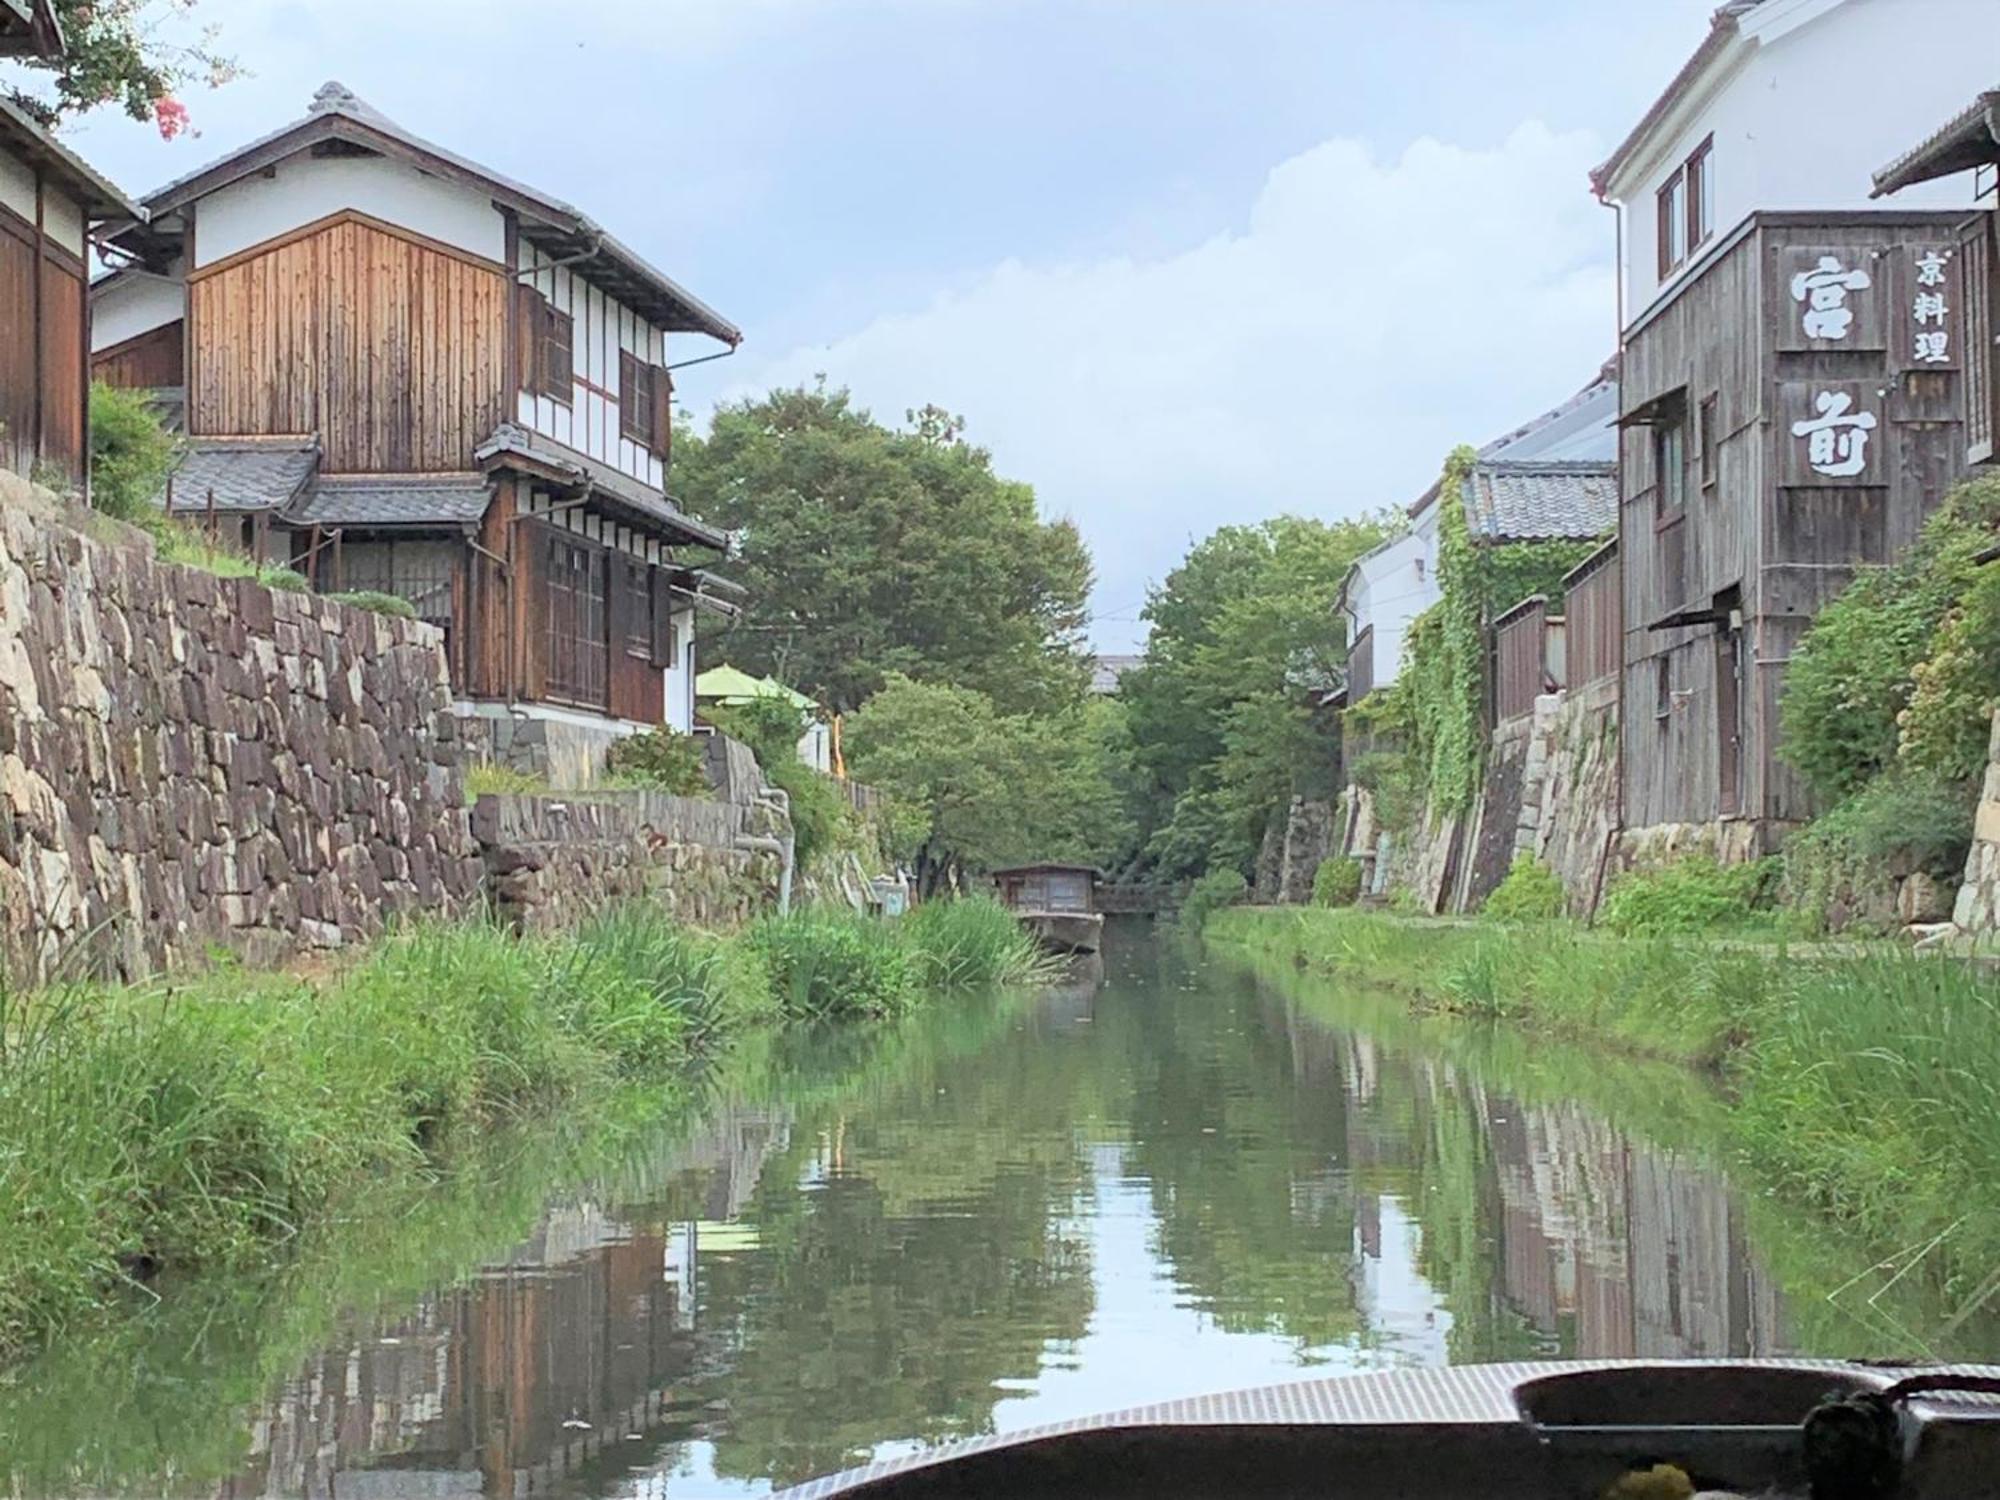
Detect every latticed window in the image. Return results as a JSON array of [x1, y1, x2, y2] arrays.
[[544, 534, 608, 708]]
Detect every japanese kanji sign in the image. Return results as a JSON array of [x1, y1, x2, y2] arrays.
[[1776, 245, 1885, 351], [1894, 244, 1960, 371], [1780, 382, 1882, 486]]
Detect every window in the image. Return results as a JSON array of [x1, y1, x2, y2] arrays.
[[1654, 416, 1686, 521], [1655, 135, 1715, 280], [539, 305, 573, 404], [544, 534, 608, 708], [1657, 174, 1687, 279], [1655, 657, 1672, 724], [618, 349, 676, 460], [1698, 393, 1719, 494], [1685, 136, 1713, 253], [623, 560, 652, 658]]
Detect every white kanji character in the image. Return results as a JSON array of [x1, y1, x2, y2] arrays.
[[1791, 391, 1878, 476], [1913, 291, 1949, 326], [1915, 331, 1951, 364], [1916, 249, 1950, 287], [1790, 254, 1872, 339]]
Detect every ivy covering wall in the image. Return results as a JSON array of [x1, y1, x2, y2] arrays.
[[1388, 447, 1606, 820]]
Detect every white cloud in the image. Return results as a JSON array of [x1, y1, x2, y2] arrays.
[[731, 122, 1616, 649]]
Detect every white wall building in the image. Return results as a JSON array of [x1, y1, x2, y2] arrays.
[[1591, 0, 2000, 330]]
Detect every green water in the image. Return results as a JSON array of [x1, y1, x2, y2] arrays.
[[5, 928, 1996, 1497]]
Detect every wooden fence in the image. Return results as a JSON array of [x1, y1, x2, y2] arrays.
[[1492, 595, 1553, 725], [1562, 539, 1622, 689]]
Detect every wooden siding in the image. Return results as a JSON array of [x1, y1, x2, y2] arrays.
[[1564, 542, 1621, 689], [1493, 596, 1551, 725], [0, 184, 87, 484], [1346, 625, 1374, 704], [188, 212, 506, 472], [1619, 212, 1975, 834], [93, 320, 185, 389]]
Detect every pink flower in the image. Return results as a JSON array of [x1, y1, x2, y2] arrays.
[[153, 97, 190, 142]]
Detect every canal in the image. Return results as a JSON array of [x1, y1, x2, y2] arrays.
[[5, 927, 1995, 1496]]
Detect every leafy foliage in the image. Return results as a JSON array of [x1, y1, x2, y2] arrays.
[[1311, 856, 1362, 908], [1597, 856, 1776, 937], [87, 382, 179, 523], [5, 0, 237, 129], [604, 727, 712, 796], [1781, 474, 2000, 800], [1482, 855, 1566, 922], [1781, 768, 1973, 933], [673, 386, 1092, 715], [1119, 513, 1392, 884], [1181, 867, 1249, 930], [845, 675, 1132, 895], [463, 764, 548, 798], [708, 694, 810, 769], [765, 756, 853, 869], [900, 897, 1056, 989], [1899, 562, 2000, 785]]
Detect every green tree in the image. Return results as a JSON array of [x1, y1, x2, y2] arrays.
[[1120, 513, 1392, 883], [845, 675, 1132, 895], [6, 1, 236, 131], [673, 385, 1092, 716]]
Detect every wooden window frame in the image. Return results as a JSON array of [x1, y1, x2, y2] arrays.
[[1653, 413, 1687, 524], [1657, 173, 1687, 280], [622, 558, 653, 659], [1697, 392, 1719, 495], [1684, 135, 1714, 256], [619, 350, 655, 449], [1654, 656, 1672, 725], [538, 303, 573, 406]]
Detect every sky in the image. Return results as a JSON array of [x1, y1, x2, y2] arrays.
[[46, 0, 1719, 651]]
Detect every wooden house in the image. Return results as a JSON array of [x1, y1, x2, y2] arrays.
[[1593, 5, 1995, 851], [95, 82, 743, 767], [990, 864, 1103, 955], [0, 3, 144, 487]]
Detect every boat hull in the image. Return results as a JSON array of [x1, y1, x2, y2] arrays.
[[772, 1359, 2000, 1500], [1020, 911, 1105, 954]]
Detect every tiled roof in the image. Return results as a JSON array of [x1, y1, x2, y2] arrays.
[[160, 436, 319, 514], [1873, 89, 2000, 198], [474, 423, 732, 551], [1461, 460, 1617, 543], [0, 95, 142, 218], [285, 473, 491, 527]]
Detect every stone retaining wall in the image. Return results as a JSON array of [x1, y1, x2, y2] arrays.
[[0, 476, 481, 978], [473, 790, 787, 935], [1952, 711, 2000, 939]]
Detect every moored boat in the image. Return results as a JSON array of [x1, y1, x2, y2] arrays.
[[990, 864, 1106, 955]]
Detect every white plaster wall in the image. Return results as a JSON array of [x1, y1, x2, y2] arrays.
[[1349, 527, 1437, 690], [39, 187, 82, 256], [516, 241, 669, 491], [195, 153, 505, 267], [0, 147, 33, 225], [0, 149, 84, 256], [1614, 0, 2000, 325], [91, 273, 184, 351], [668, 610, 697, 732]]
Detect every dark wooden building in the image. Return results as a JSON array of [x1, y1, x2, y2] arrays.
[[1617, 210, 1978, 846], [98, 82, 743, 757], [0, 5, 143, 488]]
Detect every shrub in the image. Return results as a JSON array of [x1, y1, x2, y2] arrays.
[[766, 755, 855, 869], [326, 590, 417, 621], [746, 909, 918, 1020], [1483, 854, 1566, 922], [256, 565, 310, 594], [1182, 867, 1249, 930], [88, 382, 180, 522], [464, 763, 548, 798], [1782, 473, 2000, 799], [1781, 768, 1973, 933], [903, 896, 1054, 988], [604, 726, 712, 796], [709, 695, 809, 769], [1597, 855, 1775, 937], [556, 905, 774, 1066], [1899, 563, 2000, 784], [1312, 856, 1362, 908]]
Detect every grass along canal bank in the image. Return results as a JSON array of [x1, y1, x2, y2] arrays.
[[0, 898, 1049, 1363], [1208, 905, 2000, 1314]]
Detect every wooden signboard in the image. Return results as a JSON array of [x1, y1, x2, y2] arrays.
[[1778, 380, 1884, 487], [1891, 242, 1961, 372], [1774, 244, 1887, 352]]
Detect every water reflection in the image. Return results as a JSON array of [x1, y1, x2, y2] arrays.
[[10, 930, 1985, 1497]]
